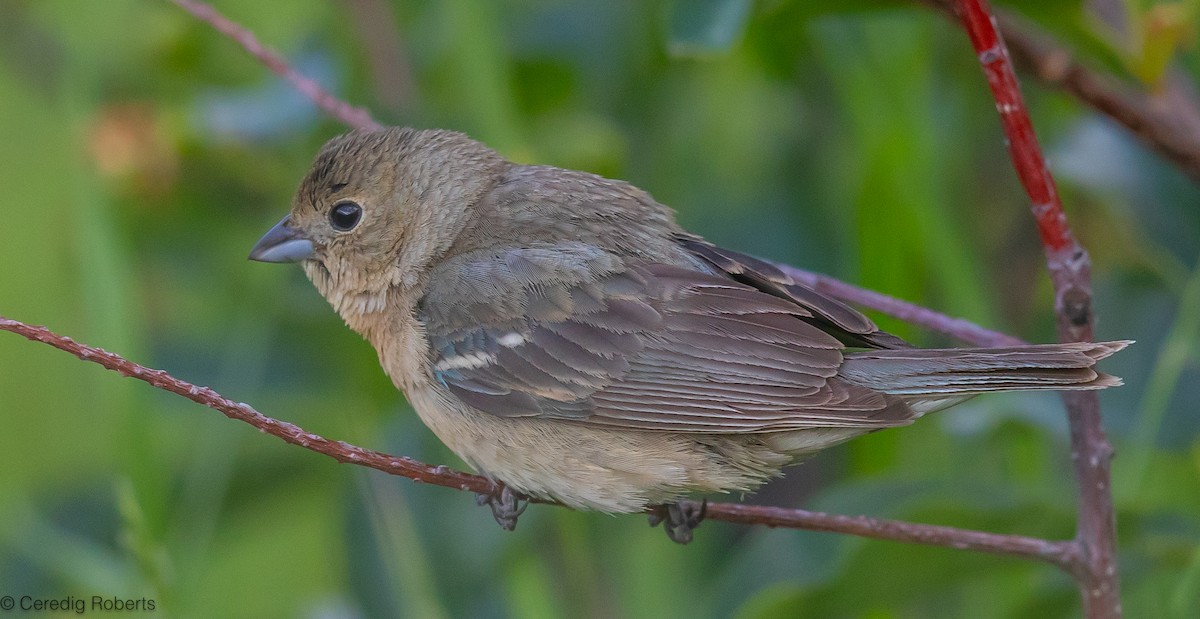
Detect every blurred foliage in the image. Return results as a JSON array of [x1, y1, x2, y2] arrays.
[[0, 0, 1198, 617]]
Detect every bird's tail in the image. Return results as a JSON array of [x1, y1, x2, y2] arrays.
[[839, 340, 1132, 416]]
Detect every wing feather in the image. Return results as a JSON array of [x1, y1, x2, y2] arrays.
[[676, 235, 912, 349]]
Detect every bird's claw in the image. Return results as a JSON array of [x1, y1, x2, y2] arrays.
[[648, 499, 707, 544], [477, 485, 528, 531]]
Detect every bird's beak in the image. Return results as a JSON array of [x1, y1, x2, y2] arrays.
[[248, 215, 316, 263]]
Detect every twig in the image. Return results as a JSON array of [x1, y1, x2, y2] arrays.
[[0, 316, 1079, 569], [168, 0, 381, 132], [706, 501, 1077, 569], [952, 1, 1121, 616], [777, 264, 1027, 348]]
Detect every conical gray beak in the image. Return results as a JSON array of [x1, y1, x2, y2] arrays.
[[249, 216, 316, 263]]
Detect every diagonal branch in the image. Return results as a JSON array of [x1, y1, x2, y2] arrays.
[[168, 0, 381, 132], [952, 1, 1120, 616], [0, 316, 1078, 569], [778, 265, 1027, 348]]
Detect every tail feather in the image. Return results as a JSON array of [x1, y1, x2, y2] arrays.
[[840, 341, 1131, 400]]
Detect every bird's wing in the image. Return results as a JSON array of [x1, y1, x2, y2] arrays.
[[418, 243, 914, 433], [675, 235, 911, 350]]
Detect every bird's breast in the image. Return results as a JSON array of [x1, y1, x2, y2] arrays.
[[369, 306, 434, 392]]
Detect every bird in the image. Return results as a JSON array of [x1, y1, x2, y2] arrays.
[[249, 126, 1128, 542]]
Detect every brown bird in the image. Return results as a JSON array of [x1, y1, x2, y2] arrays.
[[250, 127, 1128, 542]]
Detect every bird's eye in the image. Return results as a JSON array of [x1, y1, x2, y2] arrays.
[[329, 201, 362, 231]]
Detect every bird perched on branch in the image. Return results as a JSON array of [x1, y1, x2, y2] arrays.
[[250, 127, 1128, 543]]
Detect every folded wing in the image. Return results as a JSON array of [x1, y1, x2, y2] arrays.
[[419, 245, 914, 433]]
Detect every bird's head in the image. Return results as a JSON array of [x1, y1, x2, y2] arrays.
[[250, 127, 507, 322]]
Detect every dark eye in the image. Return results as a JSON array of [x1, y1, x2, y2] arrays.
[[329, 201, 362, 231]]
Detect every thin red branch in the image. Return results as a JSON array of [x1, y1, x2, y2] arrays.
[[957, 0, 1075, 254], [950, 1, 1121, 616], [168, 0, 381, 132], [0, 316, 1078, 569]]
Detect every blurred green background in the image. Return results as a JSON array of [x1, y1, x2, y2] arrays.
[[1, 0, 1198, 617]]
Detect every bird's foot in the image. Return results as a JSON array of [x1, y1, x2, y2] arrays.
[[648, 499, 707, 544], [477, 484, 528, 531]]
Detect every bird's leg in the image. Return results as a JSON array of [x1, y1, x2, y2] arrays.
[[477, 484, 528, 531], [648, 499, 707, 544]]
